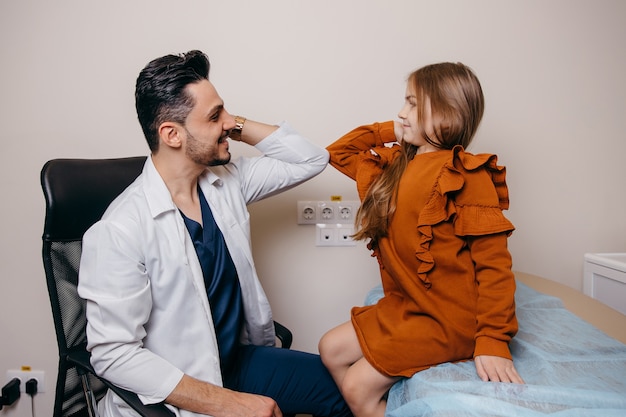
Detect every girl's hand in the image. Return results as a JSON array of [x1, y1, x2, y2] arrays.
[[474, 355, 524, 384], [393, 121, 404, 142]]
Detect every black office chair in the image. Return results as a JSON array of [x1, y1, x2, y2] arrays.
[[41, 157, 293, 417]]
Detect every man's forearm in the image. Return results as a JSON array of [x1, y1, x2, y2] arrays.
[[166, 374, 280, 417], [166, 374, 223, 414]]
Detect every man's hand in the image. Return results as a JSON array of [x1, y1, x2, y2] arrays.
[[474, 355, 524, 384], [223, 390, 282, 417], [166, 374, 283, 417]]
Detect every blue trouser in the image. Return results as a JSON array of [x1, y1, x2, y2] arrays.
[[223, 345, 352, 417]]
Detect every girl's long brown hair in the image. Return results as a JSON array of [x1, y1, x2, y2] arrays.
[[353, 62, 485, 245]]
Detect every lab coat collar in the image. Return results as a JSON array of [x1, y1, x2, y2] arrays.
[[141, 156, 223, 219]]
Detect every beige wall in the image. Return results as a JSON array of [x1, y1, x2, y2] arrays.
[[1, 1, 625, 416]]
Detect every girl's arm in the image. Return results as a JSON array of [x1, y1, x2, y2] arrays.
[[326, 121, 397, 180], [467, 232, 523, 383], [468, 232, 518, 359]]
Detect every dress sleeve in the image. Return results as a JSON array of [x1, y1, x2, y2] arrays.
[[468, 233, 518, 360], [326, 121, 399, 200], [417, 146, 518, 359], [449, 148, 517, 359]]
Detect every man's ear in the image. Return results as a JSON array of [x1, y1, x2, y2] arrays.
[[158, 122, 183, 149]]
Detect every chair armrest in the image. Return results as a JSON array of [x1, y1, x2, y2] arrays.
[[67, 348, 175, 417], [274, 321, 293, 349]]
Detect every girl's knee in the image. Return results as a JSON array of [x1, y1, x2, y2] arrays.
[[341, 374, 376, 415], [318, 331, 336, 367]]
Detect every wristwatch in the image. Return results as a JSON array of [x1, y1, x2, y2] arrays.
[[229, 116, 246, 141]]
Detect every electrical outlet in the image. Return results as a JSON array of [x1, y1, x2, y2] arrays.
[[297, 200, 360, 225], [6, 369, 45, 393], [337, 202, 357, 221], [319, 203, 334, 221], [315, 224, 356, 246], [297, 201, 318, 224]]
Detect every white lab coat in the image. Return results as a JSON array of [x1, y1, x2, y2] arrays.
[[78, 122, 329, 417]]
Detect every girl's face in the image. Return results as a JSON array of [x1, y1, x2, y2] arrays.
[[397, 83, 439, 153]]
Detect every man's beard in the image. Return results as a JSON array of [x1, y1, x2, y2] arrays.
[[186, 129, 231, 167], [207, 153, 231, 166]]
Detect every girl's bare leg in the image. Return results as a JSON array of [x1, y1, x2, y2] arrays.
[[319, 322, 399, 417], [319, 321, 363, 387], [342, 357, 398, 417]]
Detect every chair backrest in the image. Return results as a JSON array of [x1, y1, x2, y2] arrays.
[[41, 157, 146, 417]]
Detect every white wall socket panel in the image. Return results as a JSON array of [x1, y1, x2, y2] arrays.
[[316, 224, 356, 246], [297, 200, 359, 225], [6, 369, 46, 393]]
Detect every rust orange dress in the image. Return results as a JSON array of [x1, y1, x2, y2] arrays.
[[327, 121, 518, 378]]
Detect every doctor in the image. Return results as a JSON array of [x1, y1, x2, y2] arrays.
[[78, 50, 351, 417]]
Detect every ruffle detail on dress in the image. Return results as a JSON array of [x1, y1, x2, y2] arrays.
[[414, 146, 514, 288], [454, 147, 511, 211], [453, 205, 515, 236], [355, 145, 401, 200], [367, 241, 385, 269]]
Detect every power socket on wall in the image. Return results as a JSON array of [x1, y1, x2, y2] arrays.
[[6, 369, 46, 393], [297, 200, 359, 225]]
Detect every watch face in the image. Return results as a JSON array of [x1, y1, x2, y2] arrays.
[[229, 117, 245, 141], [234, 116, 246, 129]]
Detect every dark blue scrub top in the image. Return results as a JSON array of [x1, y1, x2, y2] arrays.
[[180, 187, 244, 375]]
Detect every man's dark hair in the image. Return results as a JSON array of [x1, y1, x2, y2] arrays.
[[135, 50, 210, 152]]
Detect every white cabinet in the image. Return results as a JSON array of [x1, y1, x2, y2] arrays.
[[583, 253, 626, 315]]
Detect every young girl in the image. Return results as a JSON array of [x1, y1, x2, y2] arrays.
[[319, 62, 524, 417]]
